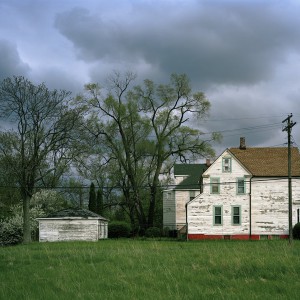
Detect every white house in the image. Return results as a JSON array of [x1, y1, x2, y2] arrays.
[[37, 208, 108, 242], [187, 138, 300, 240], [163, 163, 209, 233]]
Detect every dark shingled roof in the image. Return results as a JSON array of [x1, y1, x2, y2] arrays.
[[174, 164, 208, 190], [229, 147, 300, 177], [46, 208, 107, 219]]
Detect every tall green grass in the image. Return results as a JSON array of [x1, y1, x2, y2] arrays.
[[1, 240, 300, 299]]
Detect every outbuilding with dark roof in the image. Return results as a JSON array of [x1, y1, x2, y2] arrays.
[[37, 208, 108, 242]]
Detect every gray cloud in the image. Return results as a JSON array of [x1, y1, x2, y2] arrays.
[[0, 0, 299, 155], [0, 40, 30, 80], [55, 1, 300, 88]]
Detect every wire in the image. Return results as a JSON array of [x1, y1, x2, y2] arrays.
[[200, 122, 282, 136]]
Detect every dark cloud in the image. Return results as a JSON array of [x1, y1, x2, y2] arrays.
[[0, 0, 299, 155], [55, 1, 300, 88], [0, 40, 30, 80]]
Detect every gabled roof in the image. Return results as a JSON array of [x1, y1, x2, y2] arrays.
[[229, 147, 300, 177], [45, 208, 108, 220], [174, 164, 208, 190]]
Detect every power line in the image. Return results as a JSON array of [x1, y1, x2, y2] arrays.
[[200, 122, 282, 136], [0, 177, 299, 191]]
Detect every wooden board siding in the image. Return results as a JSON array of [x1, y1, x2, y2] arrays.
[[188, 194, 250, 235], [175, 190, 200, 230], [39, 219, 102, 242], [188, 151, 250, 236], [188, 151, 251, 236], [163, 190, 176, 229], [251, 178, 300, 235]]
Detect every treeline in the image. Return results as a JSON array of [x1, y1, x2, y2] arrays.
[[0, 72, 219, 243]]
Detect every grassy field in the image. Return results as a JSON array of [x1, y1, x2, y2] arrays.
[[1, 239, 300, 300]]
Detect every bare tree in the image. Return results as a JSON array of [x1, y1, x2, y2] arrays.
[[0, 76, 80, 243]]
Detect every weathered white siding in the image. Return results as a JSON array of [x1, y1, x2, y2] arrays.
[[175, 190, 200, 230], [188, 150, 251, 236], [187, 149, 300, 238], [38, 218, 107, 242], [163, 188, 201, 230], [163, 190, 176, 229], [251, 178, 300, 235]]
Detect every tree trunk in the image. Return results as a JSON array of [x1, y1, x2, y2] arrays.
[[147, 185, 156, 228], [22, 195, 31, 244]]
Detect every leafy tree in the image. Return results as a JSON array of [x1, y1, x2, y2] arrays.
[[30, 189, 69, 215], [64, 178, 86, 208], [75, 72, 218, 230], [131, 73, 219, 226], [0, 76, 80, 243], [88, 182, 97, 212]]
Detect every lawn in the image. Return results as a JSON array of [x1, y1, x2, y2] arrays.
[[1, 239, 300, 299]]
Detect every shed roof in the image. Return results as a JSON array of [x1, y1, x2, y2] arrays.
[[45, 208, 108, 220], [174, 164, 208, 190], [229, 147, 300, 177]]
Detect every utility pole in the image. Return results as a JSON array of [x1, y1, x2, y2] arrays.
[[282, 113, 296, 244]]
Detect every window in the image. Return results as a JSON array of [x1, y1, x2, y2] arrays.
[[232, 206, 241, 225], [214, 206, 223, 225], [222, 157, 231, 173], [237, 178, 245, 194], [210, 178, 220, 194]]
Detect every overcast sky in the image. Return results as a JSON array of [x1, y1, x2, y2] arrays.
[[0, 0, 299, 157]]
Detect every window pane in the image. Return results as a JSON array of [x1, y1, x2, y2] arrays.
[[215, 216, 221, 224], [211, 178, 219, 194], [214, 206, 222, 225], [237, 179, 245, 194], [215, 207, 221, 215], [232, 206, 241, 225], [233, 216, 240, 224], [212, 185, 219, 193], [233, 207, 240, 215], [223, 158, 231, 172]]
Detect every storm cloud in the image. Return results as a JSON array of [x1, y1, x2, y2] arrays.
[[0, 0, 299, 156]]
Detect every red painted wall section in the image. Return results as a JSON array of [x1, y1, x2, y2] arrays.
[[188, 234, 289, 240]]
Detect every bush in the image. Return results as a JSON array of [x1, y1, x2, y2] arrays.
[[108, 221, 131, 238], [0, 213, 23, 246], [145, 227, 161, 238], [0, 204, 45, 246], [293, 222, 300, 240]]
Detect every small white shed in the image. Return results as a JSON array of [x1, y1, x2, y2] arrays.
[[37, 208, 108, 242]]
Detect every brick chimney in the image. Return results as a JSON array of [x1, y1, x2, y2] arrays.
[[240, 137, 246, 150], [206, 158, 211, 166]]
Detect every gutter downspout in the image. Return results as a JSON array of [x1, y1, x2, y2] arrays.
[[185, 199, 193, 242], [186, 193, 199, 242]]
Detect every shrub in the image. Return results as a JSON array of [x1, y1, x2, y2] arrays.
[[108, 221, 131, 238], [0, 204, 45, 246], [145, 227, 161, 238], [0, 212, 23, 246], [293, 222, 300, 240]]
